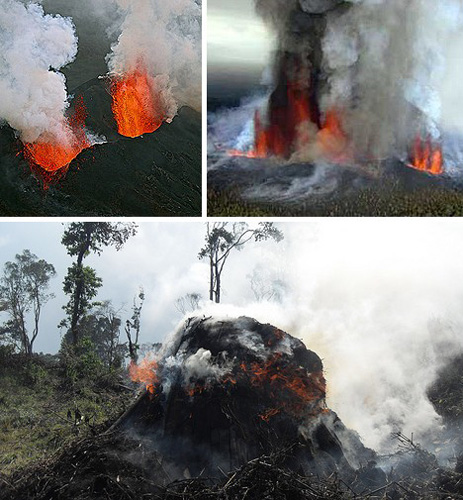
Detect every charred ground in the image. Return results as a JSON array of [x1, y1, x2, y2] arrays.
[[2, 317, 463, 499]]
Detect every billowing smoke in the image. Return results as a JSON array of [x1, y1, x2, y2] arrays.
[[322, 0, 463, 158], [146, 220, 463, 458], [0, 0, 78, 144], [251, 0, 463, 161], [107, 0, 202, 115], [0, 0, 201, 150]]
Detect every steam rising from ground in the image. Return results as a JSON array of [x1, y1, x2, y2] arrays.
[[163, 221, 463, 456], [0, 0, 77, 143]]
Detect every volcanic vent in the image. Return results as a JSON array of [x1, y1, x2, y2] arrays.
[[208, 1, 463, 215], [121, 316, 373, 477]]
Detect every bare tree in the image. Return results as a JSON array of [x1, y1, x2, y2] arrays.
[[198, 222, 283, 303], [249, 266, 288, 303], [175, 292, 202, 315], [125, 288, 145, 363]]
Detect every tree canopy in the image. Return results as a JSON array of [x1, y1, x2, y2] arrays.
[[61, 222, 138, 344], [0, 249, 56, 355]]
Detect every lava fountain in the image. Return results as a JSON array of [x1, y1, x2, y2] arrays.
[[23, 97, 91, 172], [409, 135, 443, 175], [227, 58, 350, 163], [224, 1, 448, 177], [110, 68, 166, 138]]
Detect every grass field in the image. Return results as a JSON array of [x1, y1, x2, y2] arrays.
[[208, 185, 463, 217], [0, 354, 133, 476]]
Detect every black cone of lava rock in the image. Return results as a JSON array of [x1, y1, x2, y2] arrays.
[[116, 316, 375, 478]]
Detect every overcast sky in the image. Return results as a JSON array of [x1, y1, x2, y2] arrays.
[[3, 219, 463, 451], [208, 0, 274, 74], [0, 222, 209, 353]]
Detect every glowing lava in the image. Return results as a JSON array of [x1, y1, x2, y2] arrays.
[[23, 97, 90, 172], [111, 69, 165, 138], [409, 135, 443, 175], [227, 85, 350, 162]]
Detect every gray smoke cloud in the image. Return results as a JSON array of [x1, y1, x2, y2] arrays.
[[148, 220, 463, 457], [0, 0, 78, 144], [323, 0, 463, 158], [107, 0, 202, 113], [252, 0, 463, 159]]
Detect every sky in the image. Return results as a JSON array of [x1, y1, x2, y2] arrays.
[[0, 222, 209, 353], [208, 0, 274, 76], [2, 219, 463, 453]]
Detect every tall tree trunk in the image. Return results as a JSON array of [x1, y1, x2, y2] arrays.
[[19, 313, 30, 355], [71, 230, 91, 345], [209, 256, 214, 302], [215, 263, 221, 303], [128, 338, 138, 364]]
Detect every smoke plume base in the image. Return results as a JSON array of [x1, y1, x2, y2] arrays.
[[22, 96, 92, 173]]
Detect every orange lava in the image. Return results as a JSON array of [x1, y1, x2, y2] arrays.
[[129, 358, 159, 394], [23, 97, 90, 172], [317, 108, 350, 162], [409, 135, 443, 175], [111, 68, 165, 138], [227, 83, 350, 162]]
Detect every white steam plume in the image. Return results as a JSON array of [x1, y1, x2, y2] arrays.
[[164, 220, 463, 456], [0, 0, 78, 144], [107, 0, 202, 114]]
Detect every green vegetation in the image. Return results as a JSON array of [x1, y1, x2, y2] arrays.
[[208, 186, 463, 217], [61, 222, 137, 345], [0, 250, 56, 355], [0, 354, 132, 476], [0, 223, 143, 479]]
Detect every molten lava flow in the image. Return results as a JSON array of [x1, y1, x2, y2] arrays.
[[111, 69, 165, 138], [129, 358, 159, 394], [23, 97, 90, 172], [410, 135, 443, 175]]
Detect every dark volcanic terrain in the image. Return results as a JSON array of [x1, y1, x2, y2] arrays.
[[208, 155, 463, 217], [0, 78, 201, 217]]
